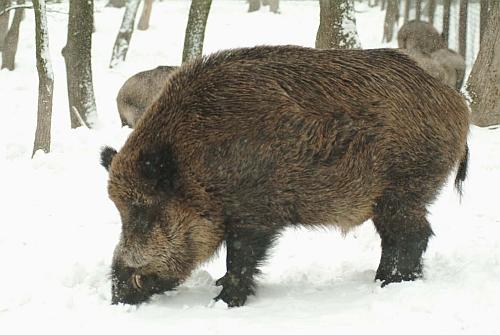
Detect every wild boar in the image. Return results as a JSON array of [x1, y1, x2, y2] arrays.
[[116, 65, 177, 128], [101, 45, 469, 307], [431, 48, 466, 90], [397, 20, 446, 54]]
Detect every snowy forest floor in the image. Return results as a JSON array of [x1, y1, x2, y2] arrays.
[[1, 1, 499, 334]]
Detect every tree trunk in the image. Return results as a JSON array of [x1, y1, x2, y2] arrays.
[[415, 0, 422, 21], [383, 0, 399, 42], [466, 2, 499, 127], [138, 0, 153, 31], [315, 0, 361, 50], [269, 0, 279, 13], [427, 0, 436, 24], [109, 0, 141, 68], [106, 0, 126, 8], [62, 0, 97, 128], [381, 0, 386, 10], [480, 0, 490, 42], [458, 0, 468, 58], [248, 0, 260, 12], [403, 0, 410, 23], [0, 0, 11, 51], [182, 0, 212, 63], [32, 0, 53, 157], [442, 0, 451, 47], [1, 0, 24, 70]]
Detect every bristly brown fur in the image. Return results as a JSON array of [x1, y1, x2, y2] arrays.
[[103, 45, 470, 307]]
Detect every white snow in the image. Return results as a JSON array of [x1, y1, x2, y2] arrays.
[[0, 1, 499, 334]]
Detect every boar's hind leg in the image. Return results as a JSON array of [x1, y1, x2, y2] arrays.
[[372, 193, 434, 286], [215, 225, 278, 307]]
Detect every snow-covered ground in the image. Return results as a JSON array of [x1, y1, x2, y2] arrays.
[[1, 1, 499, 334]]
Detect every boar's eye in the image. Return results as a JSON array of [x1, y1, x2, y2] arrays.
[[138, 144, 178, 193]]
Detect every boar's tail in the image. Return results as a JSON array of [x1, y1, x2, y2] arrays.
[[454, 144, 469, 197]]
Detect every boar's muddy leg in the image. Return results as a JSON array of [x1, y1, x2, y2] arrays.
[[372, 193, 434, 286], [215, 224, 278, 307]]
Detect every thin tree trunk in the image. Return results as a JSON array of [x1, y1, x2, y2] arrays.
[[248, 0, 260, 12], [1, 0, 24, 70], [381, 0, 386, 10], [269, 0, 279, 13], [428, 0, 436, 24], [404, 0, 410, 23], [466, 2, 499, 127], [480, 0, 490, 42], [0, 0, 11, 51], [106, 0, 126, 8], [32, 0, 53, 157], [383, 0, 399, 42], [138, 0, 153, 31], [442, 0, 451, 47], [316, 0, 361, 50], [182, 0, 212, 63], [62, 0, 97, 128], [415, 0, 422, 21], [458, 0, 468, 58], [109, 0, 141, 68]]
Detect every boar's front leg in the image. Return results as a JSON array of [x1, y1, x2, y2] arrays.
[[215, 224, 278, 307]]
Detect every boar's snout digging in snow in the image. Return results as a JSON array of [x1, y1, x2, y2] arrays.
[[116, 66, 177, 128], [101, 45, 470, 307]]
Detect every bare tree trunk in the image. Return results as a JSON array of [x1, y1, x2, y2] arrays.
[[182, 0, 212, 63], [62, 0, 97, 128], [480, 0, 490, 42], [428, 0, 436, 24], [458, 0, 468, 58], [32, 0, 53, 157], [248, 0, 260, 12], [404, 0, 410, 23], [268, 0, 279, 13], [0, 0, 11, 51], [138, 0, 153, 30], [383, 0, 399, 42], [107, 0, 126, 8], [1, 0, 24, 70], [442, 0, 451, 46], [109, 0, 141, 68], [381, 0, 386, 10], [415, 0, 422, 21], [316, 0, 361, 49], [466, 2, 499, 127]]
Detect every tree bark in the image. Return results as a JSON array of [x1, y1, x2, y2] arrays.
[[106, 0, 126, 8], [32, 0, 53, 157], [248, 0, 260, 12], [415, 0, 422, 21], [480, 0, 490, 42], [182, 0, 212, 63], [0, 0, 11, 51], [427, 0, 436, 24], [268, 0, 279, 13], [138, 0, 153, 31], [62, 0, 97, 128], [466, 2, 500, 127], [383, 0, 399, 42], [316, 0, 361, 50], [458, 0, 468, 58], [381, 0, 386, 10], [403, 0, 410, 23], [442, 0, 451, 47], [109, 0, 141, 68], [1, 0, 24, 70]]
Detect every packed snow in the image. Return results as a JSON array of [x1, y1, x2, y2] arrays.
[[0, 1, 498, 334]]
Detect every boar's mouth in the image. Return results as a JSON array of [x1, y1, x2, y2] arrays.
[[111, 266, 180, 305]]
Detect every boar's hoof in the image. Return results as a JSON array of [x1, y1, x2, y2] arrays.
[[376, 268, 423, 287], [214, 273, 254, 307]]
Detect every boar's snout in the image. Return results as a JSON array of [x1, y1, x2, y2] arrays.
[[111, 262, 180, 305]]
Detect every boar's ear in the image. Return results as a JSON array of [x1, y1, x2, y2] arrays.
[[100, 146, 118, 171], [139, 144, 179, 192]]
